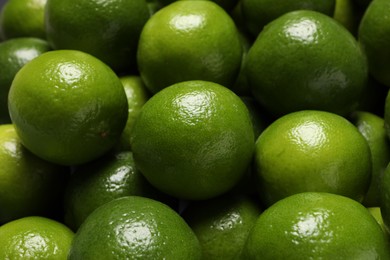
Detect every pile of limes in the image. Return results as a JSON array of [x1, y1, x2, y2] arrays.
[[2, 0, 390, 258]]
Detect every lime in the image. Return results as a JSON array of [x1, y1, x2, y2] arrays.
[[254, 110, 371, 206], [8, 50, 128, 165], [0, 0, 46, 40], [182, 194, 261, 259], [130, 80, 254, 200], [350, 111, 390, 207], [45, 0, 150, 72], [245, 10, 368, 117], [64, 151, 176, 231], [0, 124, 68, 224], [240, 0, 336, 37], [358, 0, 390, 87], [0, 216, 74, 259], [243, 192, 390, 259], [0, 37, 50, 123], [137, 0, 243, 93], [68, 196, 201, 259]]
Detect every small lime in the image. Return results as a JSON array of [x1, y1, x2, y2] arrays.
[[68, 196, 201, 259], [130, 80, 254, 200], [8, 50, 128, 165]]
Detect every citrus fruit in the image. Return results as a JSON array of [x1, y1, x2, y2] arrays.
[[68, 196, 201, 259], [45, 0, 150, 72], [0, 124, 68, 224], [240, 0, 336, 37], [182, 194, 261, 259], [245, 10, 368, 117], [242, 192, 390, 259], [0, 216, 74, 259], [130, 80, 254, 200], [350, 111, 390, 207], [64, 151, 176, 231], [359, 0, 390, 87], [0, 37, 50, 124], [8, 50, 128, 166], [137, 0, 243, 93], [254, 110, 371, 207], [116, 75, 150, 151], [0, 0, 46, 40]]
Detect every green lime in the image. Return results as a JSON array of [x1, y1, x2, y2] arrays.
[[182, 194, 261, 259], [130, 80, 254, 200], [240, 0, 336, 37], [64, 151, 176, 231], [245, 10, 368, 117], [358, 0, 390, 87], [45, 0, 150, 72], [0, 124, 68, 224], [116, 75, 150, 151], [137, 0, 243, 93], [254, 110, 371, 207], [0, 37, 50, 123], [350, 111, 390, 207], [68, 196, 201, 259], [242, 192, 390, 259], [0, 0, 46, 40], [0, 216, 74, 259], [8, 50, 128, 166]]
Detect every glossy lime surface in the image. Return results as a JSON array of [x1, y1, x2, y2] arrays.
[[130, 80, 254, 200], [254, 110, 371, 206], [243, 192, 390, 259], [137, 1, 243, 93], [64, 151, 174, 231], [68, 196, 201, 259], [0, 216, 74, 259], [245, 10, 368, 117], [182, 194, 261, 259], [8, 50, 128, 165], [45, 0, 150, 72]]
